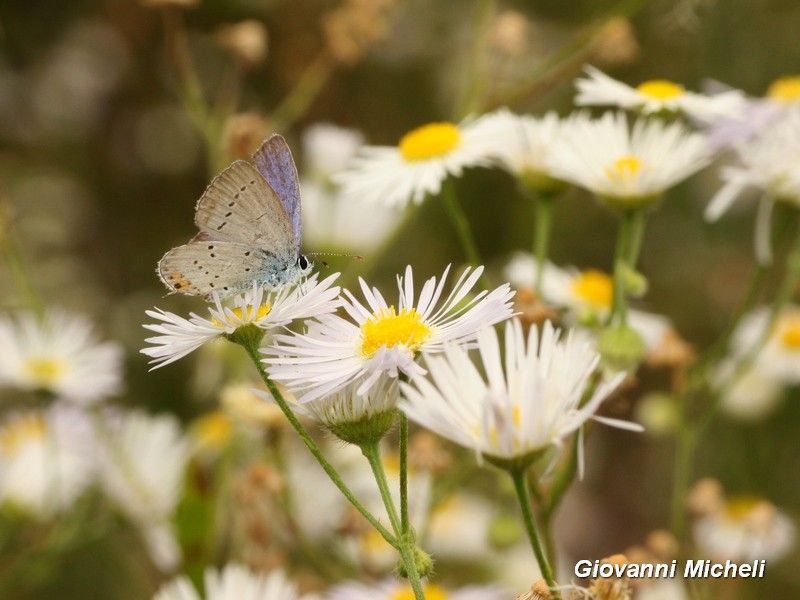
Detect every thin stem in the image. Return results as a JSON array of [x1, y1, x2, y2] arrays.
[[510, 468, 561, 600], [1, 218, 43, 314], [609, 210, 635, 327], [270, 52, 335, 129], [399, 412, 410, 535], [533, 193, 554, 297], [626, 209, 646, 266], [237, 337, 398, 548], [361, 442, 426, 600], [454, 0, 497, 119], [440, 178, 490, 288]]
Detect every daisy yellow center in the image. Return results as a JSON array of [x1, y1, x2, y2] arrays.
[[212, 303, 271, 327], [572, 270, 613, 308], [766, 76, 800, 103], [636, 79, 685, 100], [0, 416, 46, 454], [192, 410, 233, 451], [724, 496, 762, 521], [360, 307, 432, 358], [606, 155, 642, 184], [393, 585, 449, 600], [24, 357, 65, 386], [399, 123, 461, 161], [776, 315, 800, 350]]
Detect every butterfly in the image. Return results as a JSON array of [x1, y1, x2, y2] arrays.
[[158, 134, 313, 298]]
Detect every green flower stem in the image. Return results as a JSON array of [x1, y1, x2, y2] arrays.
[[533, 193, 554, 297], [270, 52, 334, 130], [510, 468, 561, 600], [1, 218, 43, 315], [236, 333, 398, 548], [626, 209, 646, 266], [609, 210, 635, 327], [361, 442, 426, 600], [670, 213, 800, 539], [399, 412, 410, 534], [454, 0, 497, 118], [440, 178, 490, 288]]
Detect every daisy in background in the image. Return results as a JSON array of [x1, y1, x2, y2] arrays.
[[472, 109, 570, 195], [399, 319, 638, 469], [575, 65, 746, 122], [98, 409, 190, 571], [0, 406, 95, 518], [0, 309, 123, 405], [141, 274, 341, 368], [546, 111, 712, 212], [704, 107, 800, 263], [154, 563, 320, 600], [326, 579, 507, 600], [264, 264, 514, 403], [688, 479, 794, 563], [300, 123, 400, 253], [333, 116, 508, 208], [503, 252, 672, 353], [727, 305, 800, 385]]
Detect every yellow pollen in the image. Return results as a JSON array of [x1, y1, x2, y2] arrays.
[[212, 303, 271, 327], [360, 307, 432, 358], [393, 585, 449, 600], [0, 416, 46, 454], [777, 315, 800, 350], [191, 410, 233, 451], [766, 76, 800, 103], [399, 123, 461, 161], [725, 496, 762, 521], [606, 155, 642, 185], [636, 79, 685, 100], [572, 270, 614, 308], [24, 357, 65, 386]]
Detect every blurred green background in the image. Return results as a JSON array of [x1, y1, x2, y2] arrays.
[[2, 0, 800, 597]]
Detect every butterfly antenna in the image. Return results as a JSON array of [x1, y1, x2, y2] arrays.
[[306, 252, 365, 261]]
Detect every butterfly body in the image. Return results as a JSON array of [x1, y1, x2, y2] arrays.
[[158, 135, 313, 298]]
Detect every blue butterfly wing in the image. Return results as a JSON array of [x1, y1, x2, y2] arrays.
[[252, 134, 302, 254]]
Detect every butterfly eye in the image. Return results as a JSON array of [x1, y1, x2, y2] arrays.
[[298, 255, 310, 270]]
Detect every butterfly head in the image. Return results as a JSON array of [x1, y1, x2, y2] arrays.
[[297, 254, 314, 277]]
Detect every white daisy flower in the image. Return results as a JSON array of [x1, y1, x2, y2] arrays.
[[154, 564, 319, 600], [300, 123, 400, 253], [142, 274, 341, 368], [264, 265, 514, 403], [694, 496, 795, 563], [728, 306, 800, 385], [547, 111, 712, 211], [0, 407, 95, 518], [717, 362, 784, 422], [574, 65, 747, 122], [326, 579, 506, 600], [471, 109, 569, 194], [0, 309, 123, 405], [333, 118, 506, 209], [98, 409, 190, 571], [503, 252, 671, 351], [704, 107, 800, 262], [399, 319, 637, 466]]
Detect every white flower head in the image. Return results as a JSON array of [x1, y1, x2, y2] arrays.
[[575, 65, 747, 122], [0, 406, 95, 518], [717, 362, 784, 422], [547, 111, 712, 210], [729, 306, 800, 385], [694, 496, 795, 563], [302, 122, 365, 181], [98, 409, 190, 571], [154, 564, 320, 600], [264, 265, 515, 403], [142, 274, 341, 368], [333, 117, 506, 209], [399, 319, 637, 467], [503, 252, 671, 351], [326, 579, 506, 600], [705, 107, 800, 262], [471, 109, 570, 194], [0, 309, 123, 405]]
